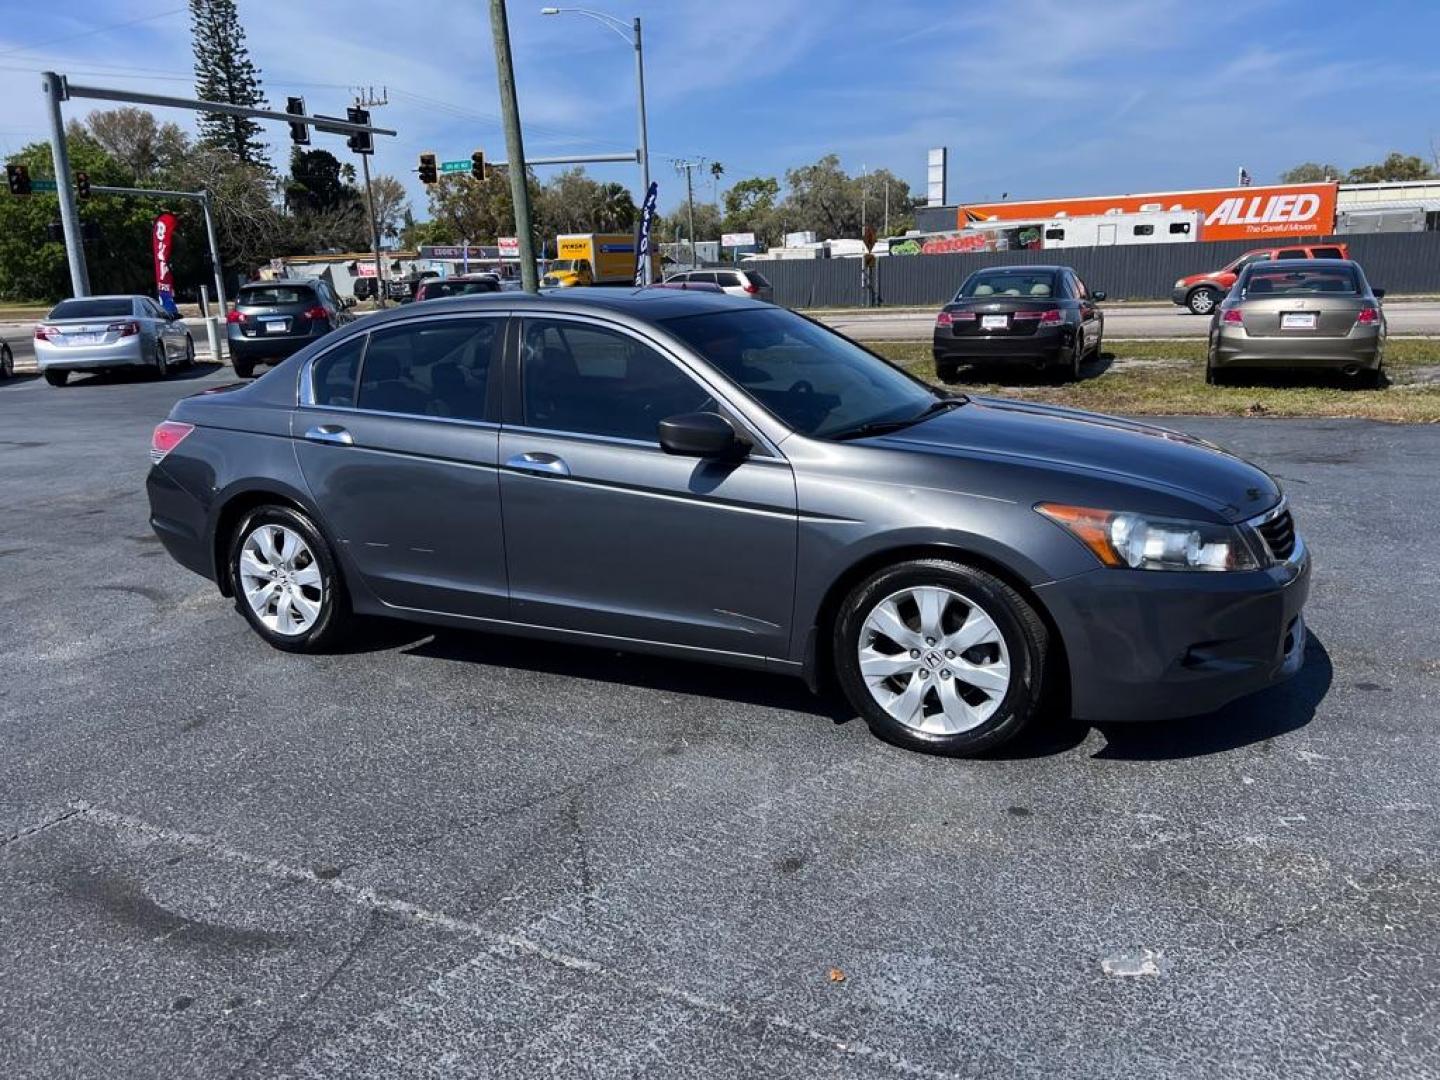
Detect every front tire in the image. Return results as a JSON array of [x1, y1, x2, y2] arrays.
[[833, 559, 1048, 756], [44, 369, 68, 387], [1188, 287, 1221, 316], [151, 341, 169, 380], [229, 505, 348, 652]]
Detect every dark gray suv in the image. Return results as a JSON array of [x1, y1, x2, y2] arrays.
[[148, 289, 1309, 756], [226, 278, 351, 379]]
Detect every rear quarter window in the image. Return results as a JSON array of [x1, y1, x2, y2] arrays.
[[1310, 247, 1345, 260]]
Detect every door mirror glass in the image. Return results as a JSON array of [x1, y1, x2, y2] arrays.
[[1091, 290, 1107, 301], [658, 412, 748, 458]]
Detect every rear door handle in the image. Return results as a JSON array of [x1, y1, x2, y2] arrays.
[[505, 451, 570, 477], [304, 424, 353, 447]]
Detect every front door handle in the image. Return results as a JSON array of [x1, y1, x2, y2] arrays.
[[305, 424, 353, 447], [505, 451, 570, 478]]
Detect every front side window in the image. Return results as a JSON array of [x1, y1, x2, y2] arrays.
[[663, 307, 936, 439], [520, 319, 712, 441], [311, 335, 366, 407], [357, 319, 498, 421]]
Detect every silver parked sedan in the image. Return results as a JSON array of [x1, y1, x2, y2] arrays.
[[1207, 259, 1385, 387], [34, 294, 194, 387]]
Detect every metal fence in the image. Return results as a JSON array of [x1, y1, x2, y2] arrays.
[[744, 231, 1440, 308]]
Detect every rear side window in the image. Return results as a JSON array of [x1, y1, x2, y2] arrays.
[[1311, 246, 1345, 259], [240, 285, 316, 306], [357, 319, 499, 421], [311, 335, 366, 407], [1274, 249, 1309, 260], [715, 272, 742, 288], [745, 271, 771, 287], [48, 298, 133, 319], [692, 272, 718, 285]]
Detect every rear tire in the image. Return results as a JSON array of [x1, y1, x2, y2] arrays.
[[183, 334, 196, 367], [1188, 287, 1221, 316], [935, 360, 960, 383], [44, 369, 68, 387], [151, 341, 169, 380], [833, 559, 1048, 757], [1065, 334, 1084, 382], [0, 344, 12, 378], [1354, 366, 1384, 390], [229, 504, 348, 653], [232, 356, 255, 379]]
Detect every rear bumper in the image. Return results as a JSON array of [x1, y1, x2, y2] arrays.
[[146, 464, 215, 583], [227, 326, 328, 361], [933, 327, 1068, 366], [1213, 327, 1382, 369], [35, 338, 147, 370], [1036, 540, 1311, 723]]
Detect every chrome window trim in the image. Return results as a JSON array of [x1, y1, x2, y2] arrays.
[[514, 311, 785, 460]]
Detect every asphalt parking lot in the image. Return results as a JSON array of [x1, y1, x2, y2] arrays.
[[2, 365, 1438, 1079]]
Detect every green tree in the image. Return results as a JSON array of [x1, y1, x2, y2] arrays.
[[365, 175, 410, 241], [163, 146, 286, 282], [189, 0, 270, 167], [427, 168, 543, 248], [286, 148, 358, 215], [722, 176, 781, 243], [83, 108, 191, 181], [775, 155, 914, 240], [592, 182, 637, 232], [1279, 162, 1341, 183], [1346, 152, 1434, 183]]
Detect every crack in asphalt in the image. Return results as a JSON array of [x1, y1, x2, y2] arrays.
[[60, 800, 968, 1080]]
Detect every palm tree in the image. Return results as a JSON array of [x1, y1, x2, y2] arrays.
[[591, 182, 637, 232], [710, 161, 725, 205]]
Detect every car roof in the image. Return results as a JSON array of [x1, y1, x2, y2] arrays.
[[970, 265, 1067, 275], [240, 278, 317, 287], [1245, 258, 1359, 269], [55, 294, 142, 301], [359, 287, 758, 328]]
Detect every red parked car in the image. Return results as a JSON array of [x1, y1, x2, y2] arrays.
[[1172, 241, 1349, 315]]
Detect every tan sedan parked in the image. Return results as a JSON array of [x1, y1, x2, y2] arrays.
[[1207, 259, 1386, 388]]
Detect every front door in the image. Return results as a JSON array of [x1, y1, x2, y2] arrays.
[[498, 315, 797, 658], [294, 316, 509, 619]]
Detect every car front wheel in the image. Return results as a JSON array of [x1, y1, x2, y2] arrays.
[[833, 559, 1048, 756], [229, 505, 347, 652], [1188, 288, 1221, 315]]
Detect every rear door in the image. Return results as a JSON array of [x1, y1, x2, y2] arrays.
[[497, 314, 797, 657], [293, 315, 509, 619]]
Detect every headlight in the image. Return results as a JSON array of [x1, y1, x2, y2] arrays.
[[1175, 278, 1187, 288], [1036, 503, 1259, 571]]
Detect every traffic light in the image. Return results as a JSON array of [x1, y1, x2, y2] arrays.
[[6, 163, 30, 196], [286, 96, 310, 145], [418, 152, 437, 185], [471, 150, 487, 181], [75, 170, 90, 200], [346, 106, 372, 154]]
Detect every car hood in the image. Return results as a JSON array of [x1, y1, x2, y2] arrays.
[[872, 397, 1280, 522]]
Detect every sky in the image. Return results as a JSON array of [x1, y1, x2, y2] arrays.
[[0, 0, 1436, 219]]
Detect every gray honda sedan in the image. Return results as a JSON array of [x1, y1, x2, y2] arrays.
[[147, 289, 1309, 756]]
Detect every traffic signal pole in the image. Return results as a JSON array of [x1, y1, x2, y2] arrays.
[[42, 71, 89, 296]]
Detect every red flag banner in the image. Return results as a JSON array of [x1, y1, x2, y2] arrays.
[[152, 212, 177, 311]]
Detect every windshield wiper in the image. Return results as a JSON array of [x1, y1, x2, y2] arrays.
[[828, 396, 966, 442]]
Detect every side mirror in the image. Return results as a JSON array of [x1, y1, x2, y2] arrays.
[[1091, 290, 1107, 302], [1373, 288, 1386, 300], [658, 411, 749, 458]]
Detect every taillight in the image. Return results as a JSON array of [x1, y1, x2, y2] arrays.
[[1222, 309, 1244, 324], [35, 324, 56, 341], [302, 305, 329, 320], [108, 320, 139, 337], [1013, 308, 1062, 324], [1355, 307, 1379, 325], [150, 420, 194, 464], [936, 312, 953, 327], [225, 309, 243, 324], [742, 283, 759, 295], [936, 310, 976, 327]]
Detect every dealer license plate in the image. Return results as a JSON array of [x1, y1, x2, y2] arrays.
[[981, 314, 1008, 331], [1281, 312, 1317, 330], [66, 333, 102, 345], [263, 319, 290, 334]]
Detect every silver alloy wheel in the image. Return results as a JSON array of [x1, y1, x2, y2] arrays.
[[238, 524, 324, 636], [857, 585, 1011, 735], [1190, 289, 1216, 314]]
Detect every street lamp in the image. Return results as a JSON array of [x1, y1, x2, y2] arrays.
[[540, 5, 652, 282]]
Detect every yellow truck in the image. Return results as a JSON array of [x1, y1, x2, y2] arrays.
[[542, 233, 658, 287]]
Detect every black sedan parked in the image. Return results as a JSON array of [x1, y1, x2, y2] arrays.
[[148, 289, 1307, 757], [933, 265, 1105, 381]]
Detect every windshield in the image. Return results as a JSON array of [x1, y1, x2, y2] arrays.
[[957, 271, 1057, 299], [48, 298, 132, 319], [239, 285, 316, 306], [1243, 266, 1360, 297], [550, 260, 577, 271], [662, 307, 938, 439]]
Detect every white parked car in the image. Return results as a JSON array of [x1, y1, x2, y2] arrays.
[[663, 268, 774, 302], [34, 295, 194, 387]]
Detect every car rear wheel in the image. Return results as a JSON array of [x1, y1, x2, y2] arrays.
[[1354, 366, 1384, 390], [183, 335, 195, 367], [232, 356, 255, 379], [1188, 288, 1221, 316], [935, 359, 959, 383], [44, 369, 68, 387], [833, 559, 1048, 756], [0, 344, 12, 378], [229, 505, 347, 652], [1065, 334, 1084, 382], [151, 341, 169, 380]]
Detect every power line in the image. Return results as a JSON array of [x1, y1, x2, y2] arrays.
[[0, 7, 185, 61]]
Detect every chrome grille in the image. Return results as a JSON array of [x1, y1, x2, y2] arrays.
[[1256, 507, 1296, 562]]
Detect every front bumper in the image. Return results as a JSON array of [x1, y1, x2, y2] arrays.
[[1036, 538, 1310, 723], [35, 337, 147, 370], [1213, 327, 1382, 370], [933, 327, 1068, 366], [1171, 287, 1190, 307]]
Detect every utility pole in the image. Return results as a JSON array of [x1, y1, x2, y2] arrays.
[[860, 163, 868, 234], [353, 86, 388, 305], [884, 179, 890, 236], [42, 72, 89, 296], [490, 0, 538, 293], [672, 158, 704, 267]]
